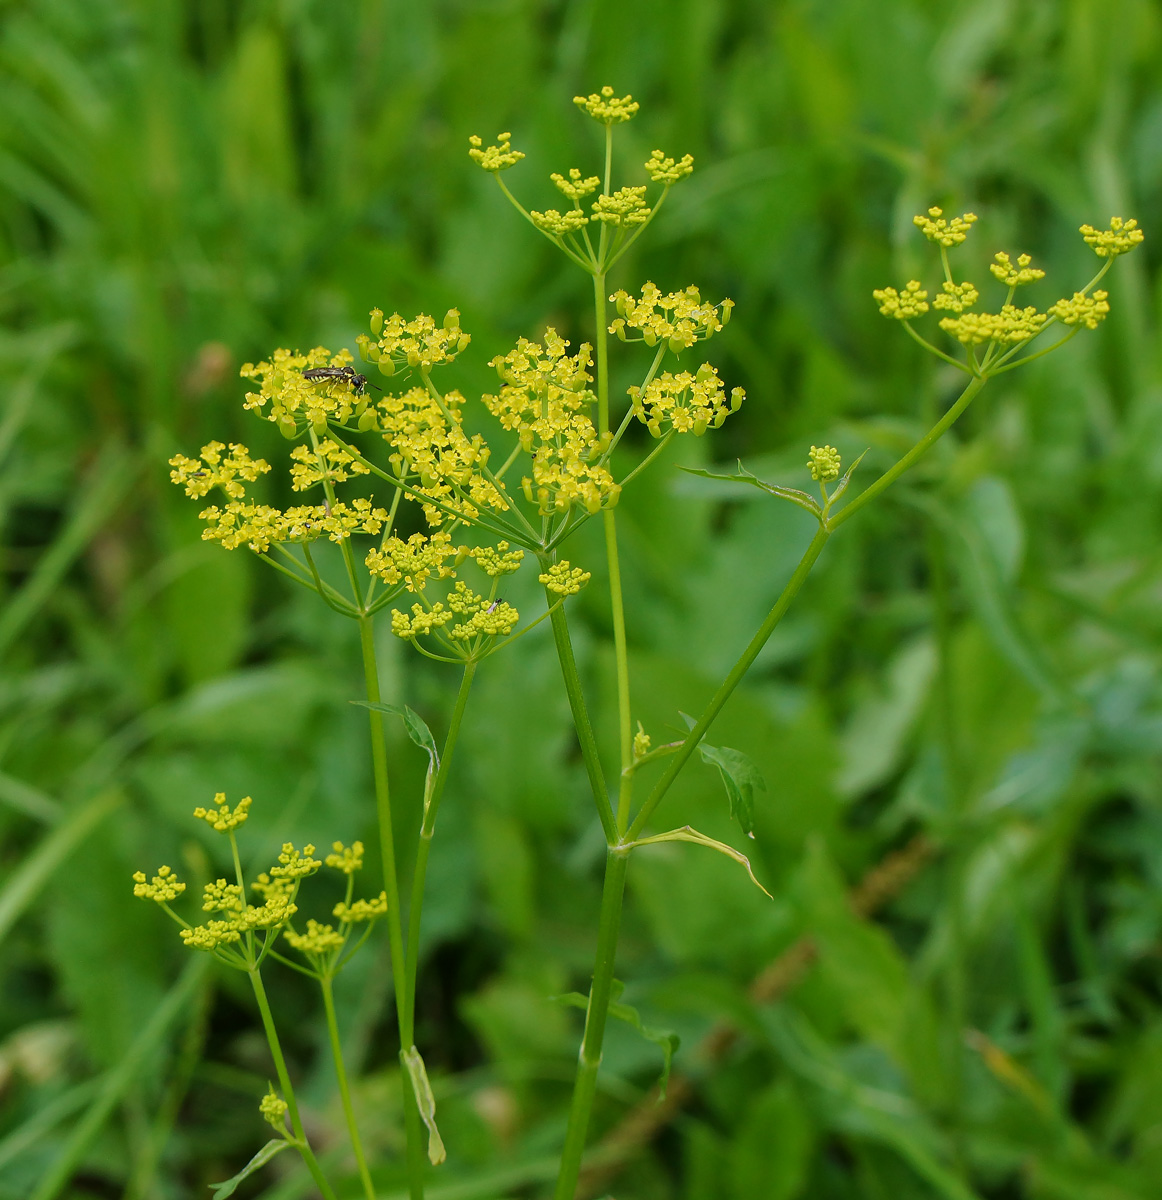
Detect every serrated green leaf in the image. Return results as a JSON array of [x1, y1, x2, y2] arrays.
[[401, 1044, 446, 1165], [209, 1139, 293, 1199], [680, 713, 765, 837]]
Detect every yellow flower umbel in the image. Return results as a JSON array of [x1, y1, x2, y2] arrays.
[[539, 561, 590, 596], [467, 132, 524, 173], [609, 283, 733, 353], [629, 365, 743, 438], [913, 206, 978, 247], [169, 442, 270, 500], [807, 445, 842, 483], [241, 347, 368, 437], [573, 85, 640, 124], [1080, 217, 1144, 257]]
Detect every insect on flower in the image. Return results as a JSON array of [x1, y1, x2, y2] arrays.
[[302, 365, 374, 395]]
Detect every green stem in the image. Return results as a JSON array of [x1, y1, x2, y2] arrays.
[[357, 613, 425, 1200], [828, 376, 986, 530], [553, 848, 630, 1200], [401, 661, 477, 1039], [321, 974, 378, 1200], [625, 523, 831, 842], [247, 968, 338, 1200], [542, 580, 617, 844], [604, 512, 633, 834]]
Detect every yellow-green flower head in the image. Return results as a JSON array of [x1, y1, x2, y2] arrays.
[[180, 920, 242, 951], [260, 1087, 289, 1130], [169, 442, 271, 501], [938, 304, 1047, 346], [197, 497, 389, 553], [628, 364, 743, 438], [551, 168, 601, 200], [325, 841, 364, 874], [990, 252, 1044, 287], [913, 206, 978, 247], [241, 347, 364, 434], [1080, 217, 1144, 257], [468, 132, 525, 172], [539, 561, 590, 596], [633, 723, 651, 759], [444, 580, 519, 640], [1049, 290, 1110, 329], [193, 793, 252, 833], [358, 310, 470, 373], [873, 280, 929, 319], [592, 186, 651, 227], [372, 386, 508, 527], [391, 601, 452, 640], [365, 530, 461, 593], [807, 444, 842, 482], [573, 85, 639, 124], [270, 843, 321, 880], [608, 282, 730, 351], [530, 208, 590, 237], [133, 866, 186, 903], [334, 892, 388, 923], [285, 918, 344, 955], [289, 440, 370, 492], [248, 873, 299, 928], [469, 541, 525, 577], [932, 281, 979, 313], [201, 879, 244, 914], [644, 150, 694, 184]]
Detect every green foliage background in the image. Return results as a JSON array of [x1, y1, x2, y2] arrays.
[[2, 1, 1162, 1197]]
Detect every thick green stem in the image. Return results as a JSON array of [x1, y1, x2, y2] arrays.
[[553, 848, 630, 1200], [248, 968, 339, 1200], [543, 583, 617, 843], [321, 975, 377, 1200], [357, 613, 425, 1200], [625, 524, 832, 842], [401, 661, 477, 1037], [604, 511, 634, 833]]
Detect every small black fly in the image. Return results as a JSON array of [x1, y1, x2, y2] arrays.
[[302, 365, 372, 395]]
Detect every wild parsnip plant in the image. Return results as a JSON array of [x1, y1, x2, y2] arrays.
[[144, 84, 1143, 1199]]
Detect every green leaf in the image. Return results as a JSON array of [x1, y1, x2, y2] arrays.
[[626, 825, 773, 898], [353, 701, 440, 772], [552, 984, 681, 1098], [209, 1139, 294, 1199], [679, 461, 823, 518], [825, 448, 868, 508], [401, 1044, 446, 1165], [680, 713, 765, 837]]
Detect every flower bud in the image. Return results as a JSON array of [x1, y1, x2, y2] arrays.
[[720, 299, 734, 325], [312, 415, 329, 436], [369, 308, 384, 336], [279, 417, 299, 440], [406, 350, 421, 368], [643, 330, 657, 347], [668, 336, 685, 355], [357, 408, 378, 432], [456, 333, 471, 353], [730, 387, 744, 412], [615, 294, 629, 317], [443, 308, 460, 330], [378, 358, 396, 377]]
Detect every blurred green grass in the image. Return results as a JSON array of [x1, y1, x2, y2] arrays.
[[2, 0, 1162, 1197]]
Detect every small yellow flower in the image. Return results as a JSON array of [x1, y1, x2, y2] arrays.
[[573, 85, 639, 124], [201, 879, 244, 914], [628, 365, 743, 438], [325, 841, 364, 875], [132, 866, 186, 903], [193, 793, 252, 833], [365, 531, 461, 593], [938, 305, 1047, 346], [270, 843, 321, 880], [592, 186, 651, 227], [530, 208, 590, 237], [260, 1087, 289, 1130], [873, 280, 929, 319], [1049, 290, 1110, 329], [468, 132, 525, 172], [169, 442, 270, 500], [469, 542, 525, 578], [913, 206, 978, 247], [550, 168, 601, 200], [633, 723, 652, 759], [990, 252, 1044, 287], [1079, 217, 1143, 257], [284, 918, 344, 954], [180, 920, 242, 951], [334, 892, 388, 923], [931, 281, 979, 313], [807, 445, 842, 482], [539, 561, 590, 596], [609, 282, 730, 351], [644, 150, 694, 184]]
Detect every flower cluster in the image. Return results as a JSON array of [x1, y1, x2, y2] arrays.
[[1080, 217, 1143, 257], [193, 792, 252, 832], [241, 348, 366, 436], [468, 542, 524, 577], [609, 283, 732, 351], [285, 918, 345, 955], [539, 561, 590, 596], [1049, 290, 1110, 329], [132, 866, 185, 903], [358, 309, 471, 374], [573, 85, 639, 124], [483, 332, 619, 516], [932, 281, 979, 312], [873, 281, 929, 319], [644, 150, 694, 184], [592, 186, 651, 227], [198, 498, 388, 554], [990, 252, 1044, 287], [552, 168, 601, 200], [468, 132, 524, 172], [365, 531, 462, 593], [938, 305, 1047, 346], [392, 583, 519, 644], [289, 440, 370, 491], [333, 894, 389, 923], [531, 208, 591, 237], [807, 445, 842, 483], [913, 206, 978, 247], [260, 1088, 289, 1131], [169, 442, 271, 500], [324, 841, 364, 875], [628, 365, 744, 437]]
